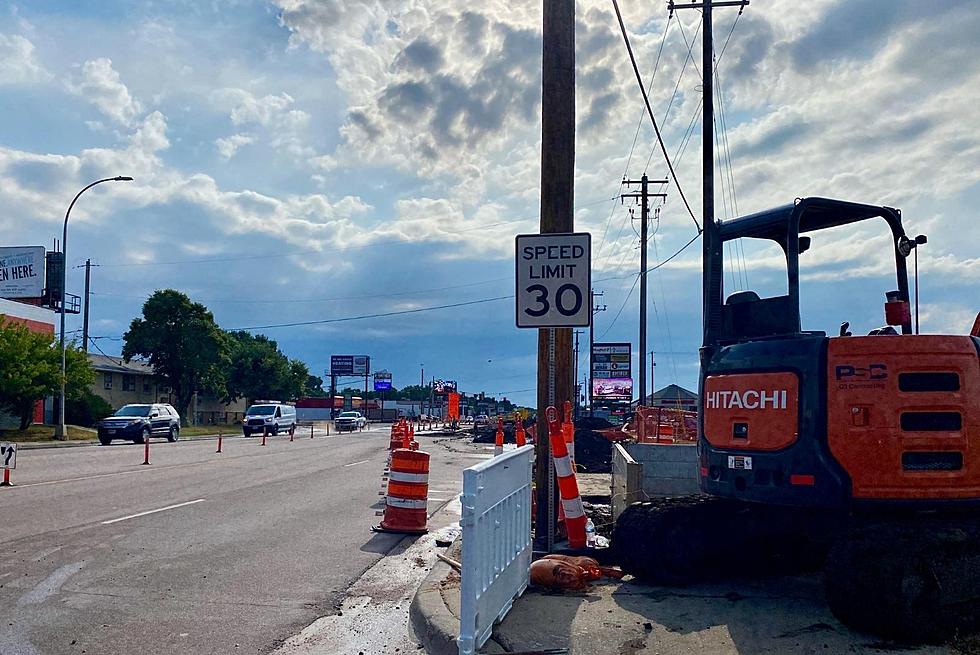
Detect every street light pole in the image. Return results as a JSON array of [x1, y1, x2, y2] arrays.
[[56, 176, 133, 440]]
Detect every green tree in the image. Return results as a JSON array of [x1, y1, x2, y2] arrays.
[[123, 290, 228, 426], [397, 384, 431, 401], [224, 331, 307, 403], [0, 321, 93, 429], [304, 374, 327, 397], [66, 389, 113, 427]]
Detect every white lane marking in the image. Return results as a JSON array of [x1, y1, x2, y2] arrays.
[[101, 499, 206, 525], [344, 459, 370, 467]]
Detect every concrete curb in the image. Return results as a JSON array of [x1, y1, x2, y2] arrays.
[[409, 556, 460, 655]]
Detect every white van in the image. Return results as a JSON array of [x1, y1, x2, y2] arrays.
[[242, 402, 297, 437]]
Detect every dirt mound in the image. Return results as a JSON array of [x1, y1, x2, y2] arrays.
[[573, 417, 615, 473]]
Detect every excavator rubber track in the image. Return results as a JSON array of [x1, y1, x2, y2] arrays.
[[825, 514, 980, 643], [612, 496, 838, 586], [614, 499, 980, 643]]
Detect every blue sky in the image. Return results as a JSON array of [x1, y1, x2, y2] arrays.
[[1, 0, 978, 406]]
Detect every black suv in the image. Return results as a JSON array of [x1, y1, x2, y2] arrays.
[[98, 404, 181, 445]]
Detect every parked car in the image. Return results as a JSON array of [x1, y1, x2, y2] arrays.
[[242, 402, 297, 437], [98, 403, 181, 445], [334, 411, 367, 432], [473, 414, 490, 428]]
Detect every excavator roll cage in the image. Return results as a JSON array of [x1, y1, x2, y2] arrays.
[[706, 197, 913, 345]]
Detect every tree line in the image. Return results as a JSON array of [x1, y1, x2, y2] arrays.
[[122, 289, 319, 424]]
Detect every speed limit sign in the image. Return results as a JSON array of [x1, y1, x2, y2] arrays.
[[515, 232, 591, 328]]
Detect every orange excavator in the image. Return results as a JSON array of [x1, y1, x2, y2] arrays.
[[608, 0, 979, 643], [614, 197, 980, 642]]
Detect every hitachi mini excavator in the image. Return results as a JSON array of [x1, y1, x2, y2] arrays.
[[614, 197, 980, 642]]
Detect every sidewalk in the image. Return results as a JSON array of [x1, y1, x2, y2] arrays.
[[411, 549, 956, 655]]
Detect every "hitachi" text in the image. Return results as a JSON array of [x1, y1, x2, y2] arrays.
[[706, 390, 788, 410]]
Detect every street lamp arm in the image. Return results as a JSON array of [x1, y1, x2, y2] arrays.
[[56, 175, 133, 440], [63, 176, 133, 238]]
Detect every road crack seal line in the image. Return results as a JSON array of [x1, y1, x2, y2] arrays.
[[16, 560, 86, 606]]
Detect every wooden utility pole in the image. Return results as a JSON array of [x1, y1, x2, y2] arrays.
[[588, 289, 605, 417], [535, 0, 576, 551], [667, 0, 748, 350], [622, 176, 666, 408], [82, 258, 91, 353]]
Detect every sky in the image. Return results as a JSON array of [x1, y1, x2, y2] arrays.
[[1, 0, 978, 407]]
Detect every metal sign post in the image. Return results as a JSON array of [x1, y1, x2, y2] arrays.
[[547, 327, 556, 553], [517, 234, 590, 552]]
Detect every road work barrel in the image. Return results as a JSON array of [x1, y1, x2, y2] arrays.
[[374, 448, 429, 534]]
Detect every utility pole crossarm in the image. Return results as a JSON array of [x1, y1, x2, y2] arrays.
[[668, 1, 748, 9]]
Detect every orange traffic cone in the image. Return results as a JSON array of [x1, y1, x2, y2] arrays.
[[494, 418, 504, 456], [563, 400, 575, 464]]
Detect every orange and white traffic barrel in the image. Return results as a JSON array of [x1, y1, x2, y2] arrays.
[[547, 406, 586, 548], [494, 418, 505, 456], [389, 420, 408, 450], [374, 448, 429, 534]]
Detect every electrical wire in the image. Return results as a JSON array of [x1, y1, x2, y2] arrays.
[[85, 229, 702, 340], [229, 295, 513, 331], [92, 276, 511, 305], [611, 0, 701, 232], [598, 274, 640, 341]]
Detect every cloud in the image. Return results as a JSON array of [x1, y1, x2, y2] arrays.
[[211, 88, 312, 156], [0, 33, 49, 85], [69, 58, 143, 126], [215, 133, 255, 159], [212, 89, 296, 127]]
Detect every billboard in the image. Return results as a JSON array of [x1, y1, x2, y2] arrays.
[[0, 246, 45, 298], [433, 379, 457, 395], [592, 377, 633, 401], [373, 371, 392, 391], [591, 342, 631, 379], [331, 355, 370, 376]]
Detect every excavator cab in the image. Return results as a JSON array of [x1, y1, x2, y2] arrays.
[[699, 197, 980, 509]]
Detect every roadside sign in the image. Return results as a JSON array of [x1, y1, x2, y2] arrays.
[[1, 442, 16, 470], [515, 232, 591, 328], [0, 246, 45, 298], [374, 371, 392, 391], [331, 355, 370, 376], [433, 379, 457, 395]]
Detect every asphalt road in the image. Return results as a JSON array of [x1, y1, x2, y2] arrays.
[[0, 425, 470, 655]]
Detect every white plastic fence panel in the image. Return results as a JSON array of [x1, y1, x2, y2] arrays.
[[457, 444, 534, 655]]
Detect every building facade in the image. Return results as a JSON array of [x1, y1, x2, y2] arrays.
[[88, 353, 247, 425]]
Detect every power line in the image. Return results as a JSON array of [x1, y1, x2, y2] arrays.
[[598, 274, 640, 340], [86, 233, 702, 340], [596, 8, 671, 276], [92, 276, 511, 305], [230, 295, 512, 331], [612, 0, 701, 233], [644, 15, 701, 174]]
